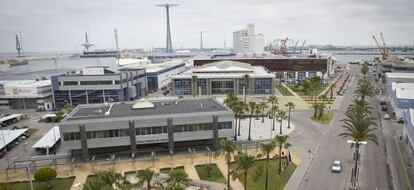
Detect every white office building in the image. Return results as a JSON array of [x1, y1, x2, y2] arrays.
[[233, 24, 265, 55]]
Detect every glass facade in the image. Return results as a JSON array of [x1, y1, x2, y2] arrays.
[[174, 79, 191, 95], [238, 80, 250, 95], [211, 80, 234, 94], [255, 78, 272, 94], [147, 76, 158, 92], [54, 90, 120, 108], [196, 79, 207, 95]]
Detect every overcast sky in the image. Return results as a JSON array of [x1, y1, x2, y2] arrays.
[[0, 0, 413, 52]]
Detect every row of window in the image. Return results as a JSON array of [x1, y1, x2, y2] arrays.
[[62, 122, 232, 141], [61, 80, 116, 86]]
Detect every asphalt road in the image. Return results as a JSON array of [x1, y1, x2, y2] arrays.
[[299, 64, 391, 190]]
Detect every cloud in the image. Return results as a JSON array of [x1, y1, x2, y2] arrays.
[[0, 0, 413, 52]]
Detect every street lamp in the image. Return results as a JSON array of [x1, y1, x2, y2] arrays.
[[346, 140, 367, 189], [23, 143, 34, 190]]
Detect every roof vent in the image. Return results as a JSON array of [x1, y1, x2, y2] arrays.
[[132, 99, 155, 109]]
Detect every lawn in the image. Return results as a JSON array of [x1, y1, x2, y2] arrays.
[[0, 177, 75, 190], [233, 159, 296, 190], [275, 85, 294, 96], [194, 164, 227, 184], [287, 84, 328, 97], [311, 112, 335, 124], [159, 166, 185, 174]]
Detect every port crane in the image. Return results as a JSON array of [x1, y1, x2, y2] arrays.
[[81, 32, 94, 52], [280, 37, 288, 56], [292, 40, 300, 53], [372, 33, 389, 60], [299, 40, 306, 54]]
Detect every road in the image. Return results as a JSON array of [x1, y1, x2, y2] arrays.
[[298, 64, 391, 190]]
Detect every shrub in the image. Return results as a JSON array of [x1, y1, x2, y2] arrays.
[[34, 167, 57, 190]]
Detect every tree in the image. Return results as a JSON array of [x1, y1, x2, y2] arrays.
[[339, 103, 378, 187], [317, 102, 327, 119], [63, 103, 75, 113], [165, 170, 191, 190], [259, 142, 276, 190], [361, 62, 369, 78], [260, 102, 267, 123], [216, 139, 237, 190], [355, 79, 375, 100], [98, 170, 129, 190], [232, 151, 256, 190], [34, 167, 57, 190], [247, 102, 257, 140], [242, 74, 250, 103], [136, 168, 159, 190], [191, 75, 198, 97], [224, 93, 240, 140], [285, 102, 295, 129], [275, 72, 284, 85], [268, 96, 279, 131], [274, 135, 289, 175], [83, 178, 111, 190], [277, 110, 287, 135]]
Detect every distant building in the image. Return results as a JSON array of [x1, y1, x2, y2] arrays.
[[386, 73, 414, 119], [123, 61, 188, 93], [0, 80, 52, 110], [194, 56, 334, 80], [171, 61, 274, 96], [59, 98, 233, 156], [51, 67, 146, 108], [233, 24, 264, 54]]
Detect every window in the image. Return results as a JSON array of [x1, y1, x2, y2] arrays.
[[174, 79, 191, 95], [86, 129, 130, 139], [80, 80, 113, 85], [255, 78, 272, 94], [136, 126, 167, 136], [63, 132, 81, 141], [211, 80, 234, 94], [218, 122, 232, 129], [62, 81, 78, 86]]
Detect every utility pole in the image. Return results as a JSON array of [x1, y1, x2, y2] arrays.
[[15, 34, 23, 57], [114, 29, 120, 65], [156, 3, 179, 53], [199, 31, 204, 50], [81, 32, 94, 52]]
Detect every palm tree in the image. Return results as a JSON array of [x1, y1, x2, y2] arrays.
[[268, 96, 279, 131], [339, 111, 378, 186], [191, 75, 198, 97], [361, 62, 369, 78], [255, 103, 262, 120], [83, 178, 111, 190], [242, 74, 250, 103], [237, 101, 247, 136], [260, 102, 267, 123], [354, 79, 375, 100], [233, 101, 245, 140], [284, 142, 292, 164], [224, 93, 240, 140], [260, 142, 276, 190], [216, 139, 237, 190], [136, 168, 159, 190], [347, 98, 372, 116], [274, 135, 289, 175], [247, 102, 257, 140], [232, 151, 256, 190], [317, 102, 327, 119], [277, 110, 287, 135], [165, 170, 191, 190], [275, 72, 284, 85], [98, 170, 129, 189], [285, 102, 295, 129]]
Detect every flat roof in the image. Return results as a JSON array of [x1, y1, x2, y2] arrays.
[[0, 114, 23, 123], [67, 98, 228, 121], [0, 69, 77, 81], [386, 72, 414, 79], [0, 80, 51, 87], [0, 129, 28, 150], [391, 82, 414, 99], [32, 126, 60, 149]]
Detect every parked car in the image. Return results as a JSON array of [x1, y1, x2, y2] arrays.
[[398, 118, 404, 124], [381, 104, 388, 111], [383, 114, 390, 120], [331, 160, 342, 173]]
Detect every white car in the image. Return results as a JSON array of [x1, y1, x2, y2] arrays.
[[383, 114, 390, 120], [331, 160, 342, 173]]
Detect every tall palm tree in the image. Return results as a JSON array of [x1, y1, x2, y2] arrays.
[[260, 102, 267, 123], [136, 168, 159, 190], [237, 101, 247, 136], [347, 98, 372, 116], [284, 142, 292, 164], [361, 62, 369, 79], [268, 96, 279, 131], [277, 110, 287, 135], [255, 103, 262, 120], [285, 102, 295, 129], [83, 178, 111, 190], [242, 74, 250, 103], [216, 139, 237, 190], [260, 142, 276, 190], [247, 102, 257, 140], [191, 75, 198, 97], [339, 111, 378, 186], [165, 170, 191, 190], [274, 135, 289, 175], [354, 79, 375, 100], [98, 170, 129, 189], [224, 93, 240, 140], [233, 101, 245, 140], [232, 151, 256, 190]]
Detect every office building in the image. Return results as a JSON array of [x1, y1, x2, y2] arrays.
[[51, 67, 146, 108], [233, 24, 265, 54], [0, 80, 52, 110], [402, 109, 414, 157], [171, 61, 274, 96], [59, 98, 233, 157]]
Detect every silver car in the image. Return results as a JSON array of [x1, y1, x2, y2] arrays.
[[331, 160, 342, 173]]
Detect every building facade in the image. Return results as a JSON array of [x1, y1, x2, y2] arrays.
[[59, 98, 233, 157], [0, 80, 52, 110], [402, 109, 414, 158], [51, 67, 146, 108], [172, 61, 274, 96], [233, 24, 265, 54]]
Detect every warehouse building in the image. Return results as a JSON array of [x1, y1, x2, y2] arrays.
[[171, 61, 274, 96], [59, 98, 233, 157], [0, 80, 52, 110], [51, 66, 146, 108]]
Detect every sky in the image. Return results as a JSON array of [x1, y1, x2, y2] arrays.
[[0, 0, 413, 52]]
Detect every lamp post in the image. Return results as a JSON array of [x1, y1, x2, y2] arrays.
[[347, 140, 367, 188], [23, 143, 34, 190]]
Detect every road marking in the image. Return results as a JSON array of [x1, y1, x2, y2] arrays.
[[394, 136, 412, 190]]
